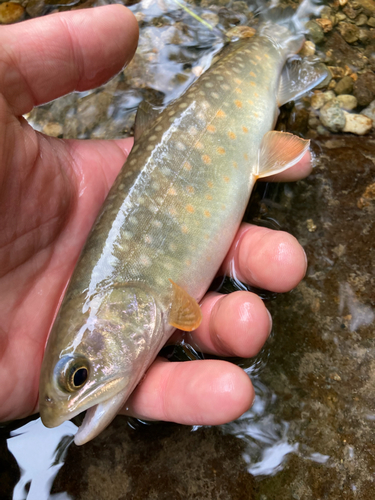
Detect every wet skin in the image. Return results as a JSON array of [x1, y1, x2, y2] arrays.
[[0, 5, 309, 425]]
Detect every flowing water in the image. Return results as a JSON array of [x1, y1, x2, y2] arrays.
[[1, 0, 375, 498]]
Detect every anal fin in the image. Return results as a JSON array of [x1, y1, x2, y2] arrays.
[[257, 131, 310, 179], [168, 279, 202, 332]]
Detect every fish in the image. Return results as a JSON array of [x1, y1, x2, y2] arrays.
[[39, 2, 326, 445]]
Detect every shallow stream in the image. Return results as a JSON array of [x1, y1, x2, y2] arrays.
[[1, 0, 374, 498]]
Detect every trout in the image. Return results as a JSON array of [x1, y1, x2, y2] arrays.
[[39, 5, 326, 444]]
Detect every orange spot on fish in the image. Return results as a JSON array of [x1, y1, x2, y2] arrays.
[[204, 210, 211, 218], [223, 176, 230, 183], [207, 124, 216, 133], [244, 153, 249, 161], [250, 81, 256, 87], [202, 155, 212, 164], [217, 147, 226, 155], [253, 112, 259, 118], [235, 100, 242, 108], [255, 55, 261, 61], [247, 99, 254, 105], [195, 141, 204, 150], [242, 126, 249, 133], [221, 204, 226, 210], [233, 161, 238, 169], [216, 109, 226, 118], [254, 92, 259, 98], [169, 207, 177, 216], [186, 186, 195, 194], [249, 71, 256, 77], [204, 234, 210, 240], [186, 204, 195, 213], [264, 53, 270, 59], [228, 131, 236, 140], [167, 187, 177, 196], [184, 161, 192, 171], [235, 87, 242, 94], [186, 259, 191, 266], [181, 225, 188, 234], [205, 194, 213, 200], [207, 181, 213, 188], [234, 78, 242, 85]]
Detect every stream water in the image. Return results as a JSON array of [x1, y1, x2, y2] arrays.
[[1, 0, 374, 498]]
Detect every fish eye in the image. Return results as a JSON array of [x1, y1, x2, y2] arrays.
[[55, 356, 90, 393]]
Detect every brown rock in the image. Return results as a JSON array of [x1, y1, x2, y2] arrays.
[[0, 2, 24, 24], [324, 32, 365, 70], [355, 0, 375, 16], [353, 71, 375, 106], [343, 4, 362, 19], [335, 75, 354, 95], [315, 18, 333, 32], [338, 22, 360, 43]]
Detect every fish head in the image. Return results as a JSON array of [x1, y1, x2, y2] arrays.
[[39, 284, 164, 444]]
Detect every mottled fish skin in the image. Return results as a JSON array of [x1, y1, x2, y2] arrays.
[[39, 32, 306, 443]]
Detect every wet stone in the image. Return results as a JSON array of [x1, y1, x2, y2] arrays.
[[338, 22, 360, 43], [319, 98, 346, 132], [0, 2, 24, 23], [305, 20, 325, 44], [337, 94, 358, 110], [343, 111, 373, 134], [367, 16, 375, 25], [356, 12, 368, 24], [361, 99, 375, 121], [334, 75, 354, 95], [353, 71, 375, 106]]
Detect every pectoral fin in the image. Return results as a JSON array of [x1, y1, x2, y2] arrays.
[[168, 279, 202, 331], [278, 60, 327, 107], [256, 131, 310, 179]]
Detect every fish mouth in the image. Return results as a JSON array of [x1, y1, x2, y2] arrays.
[[40, 377, 131, 445], [73, 389, 129, 445]]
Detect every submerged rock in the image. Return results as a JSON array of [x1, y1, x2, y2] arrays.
[[337, 94, 358, 110], [343, 111, 373, 134], [353, 71, 375, 106], [361, 99, 375, 122], [334, 76, 354, 95], [319, 98, 346, 132]]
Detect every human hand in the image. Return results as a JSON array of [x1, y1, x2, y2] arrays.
[[0, 5, 309, 426]]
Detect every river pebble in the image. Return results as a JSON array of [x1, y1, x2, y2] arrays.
[[337, 94, 358, 110], [356, 13, 368, 24], [305, 20, 325, 44], [0, 2, 24, 23], [311, 91, 335, 110], [361, 99, 375, 122], [335, 75, 354, 95], [367, 16, 375, 25], [343, 111, 373, 134], [320, 98, 346, 132], [338, 22, 360, 43], [353, 71, 375, 106]]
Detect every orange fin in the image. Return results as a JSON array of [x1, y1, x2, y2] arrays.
[[168, 279, 202, 332], [256, 131, 310, 179]]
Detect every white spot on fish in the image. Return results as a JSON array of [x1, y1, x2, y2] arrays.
[[140, 254, 151, 267]]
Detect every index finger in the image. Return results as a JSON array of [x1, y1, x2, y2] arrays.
[[0, 5, 139, 116]]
